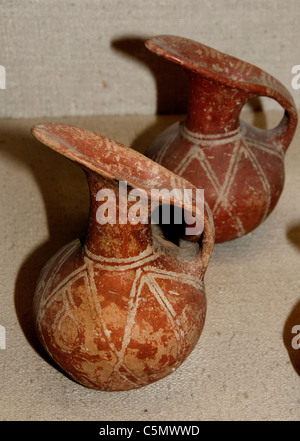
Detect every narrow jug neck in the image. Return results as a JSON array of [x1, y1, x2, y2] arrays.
[[84, 171, 153, 259], [185, 72, 248, 135]]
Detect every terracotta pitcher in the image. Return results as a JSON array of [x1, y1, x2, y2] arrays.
[[145, 35, 298, 243], [31, 123, 214, 391]]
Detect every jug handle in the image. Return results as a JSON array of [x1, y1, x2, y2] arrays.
[[182, 200, 215, 278], [246, 78, 298, 153], [198, 204, 215, 277], [152, 194, 215, 278]]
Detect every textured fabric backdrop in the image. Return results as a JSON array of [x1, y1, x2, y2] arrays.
[[0, 0, 299, 118]]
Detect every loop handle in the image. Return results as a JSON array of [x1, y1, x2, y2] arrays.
[[248, 78, 298, 152]]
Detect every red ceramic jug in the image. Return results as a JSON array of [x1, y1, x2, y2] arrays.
[[31, 123, 214, 391], [145, 35, 298, 243]]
